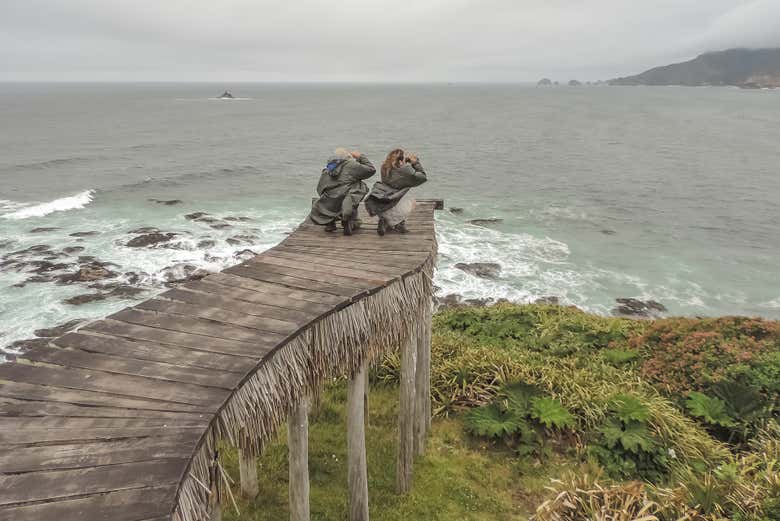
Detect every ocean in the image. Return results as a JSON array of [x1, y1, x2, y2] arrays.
[[1, 82, 779, 353]]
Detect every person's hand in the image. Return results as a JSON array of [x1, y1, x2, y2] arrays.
[[351, 151, 362, 159]]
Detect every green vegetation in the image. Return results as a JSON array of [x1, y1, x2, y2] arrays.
[[223, 304, 780, 520]]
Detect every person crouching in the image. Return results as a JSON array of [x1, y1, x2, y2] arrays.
[[364, 149, 427, 235], [309, 148, 376, 235]]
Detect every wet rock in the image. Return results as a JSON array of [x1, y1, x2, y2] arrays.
[[0, 239, 14, 249], [64, 293, 108, 306], [226, 234, 257, 246], [467, 218, 503, 227], [62, 246, 85, 255], [184, 212, 209, 220], [160, 263, 212, 285], [454, 262, 502, 279], [126, 232, 176, 248], [56, 263, 118, 284], [29, 260, 72, 274], [449, 207, 464, 215], [77, 255, 97, 263], [210, 223, 232, 230], [149, 199, 182, 205], [197, 239, 217, 249], [8, 245, 51, 257], [9, 338, 50, 351], [69, 231, 99, 237], [600, 229, 617, 236], [223, 216, 253, 222], [108, 285, 146, 298], [436, 293, 463, 309], [612, 298, 667, 318], [464, 297, 493, 307], [534, 296, 560, 305], [198, 217, 220, 224], [233, 249, 257, 261], [24, 275, 56, 284], [128, 227, 160, 234], [29, 227, 61, 233], [34, 319, 85, 338]]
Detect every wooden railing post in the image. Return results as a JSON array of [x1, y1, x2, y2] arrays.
[[288, 399, 310, 521], [414, 299, 432, 456], [238, 447, 259, 498], [396, 326, 417, 494], [347, 361, 370, 521]]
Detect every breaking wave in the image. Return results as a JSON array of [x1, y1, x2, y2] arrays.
[[1, 190, 95, 220]]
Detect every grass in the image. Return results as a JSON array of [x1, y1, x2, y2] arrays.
[[221, 381, 586, 520]]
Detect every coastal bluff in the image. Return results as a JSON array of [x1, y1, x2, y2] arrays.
[[0, 200, 442, 521]]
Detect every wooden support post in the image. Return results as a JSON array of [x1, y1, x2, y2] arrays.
[[348, 361, 370, 521], [396, 326, 417, 494], [288, 399, 310, 521], [414, 300, 432, 456], [238, 447, 259, 499], [209, 503, 222, 521]]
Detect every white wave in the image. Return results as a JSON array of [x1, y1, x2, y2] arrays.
[[1, 190, 94, 220]]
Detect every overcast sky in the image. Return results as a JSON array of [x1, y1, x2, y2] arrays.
[[2, 0, 779, 82]]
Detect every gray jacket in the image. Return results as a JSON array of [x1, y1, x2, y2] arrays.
[[309, 155, 376, 224], [365, 160, 427, 216]]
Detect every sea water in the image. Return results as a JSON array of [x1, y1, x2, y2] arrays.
[[1, 82, 779, 352]]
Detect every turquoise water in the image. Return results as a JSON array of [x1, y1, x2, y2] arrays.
[[2, 83, 779, 352]]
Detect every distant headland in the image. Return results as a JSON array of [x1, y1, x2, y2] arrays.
[[608, 47, 780, 88]]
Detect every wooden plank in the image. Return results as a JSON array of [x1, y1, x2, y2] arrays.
[[83, 320, 266, 359], [200, 272, 344, 306], [226, 265, 363, 298], [0, 486, 177, 521], [0, 435, 198, 473], [20, 345, 238, 389], [161, 287, 316, 324], [0, 397, 209, 421], [0, 459, 185, 506], [244, 260, 385, 290], [281, 238, 435, 253], [54, 332, 254, 374], [0, 416, 206, 431], [108, 309, 284, 349], [136, 299, 299, 336], [0, 427, 198, 446], [250, 253, 397, 283], [273, 247, 424, 271], [0, 364, 228, 410], [0, 381, 210, 414]]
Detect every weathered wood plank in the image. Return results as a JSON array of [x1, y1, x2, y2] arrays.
[[269, 248, 420, 273], [137, 298, 300, 337], [226, 264, 363, 298], [199, 274, 342, 308], [83, 320, 267, 359], [243, 260, 384, 290], [0, 363, 229, 410], [0, 435, 199, 473], [249, 253, 397, 283], [0, 397, 209, 421], [20, 345, 237, 389], [0, 460, 185, 506], [0, 486, 177, 521], [54, 332, 254, 374]]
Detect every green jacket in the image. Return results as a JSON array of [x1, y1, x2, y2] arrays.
[[309, 155, 376, 224], [365, 160, 427, 216]]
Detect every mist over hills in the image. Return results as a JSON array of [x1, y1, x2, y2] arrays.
[[609, 48, 780, 88]]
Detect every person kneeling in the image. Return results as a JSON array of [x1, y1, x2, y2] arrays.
[[365, 149, 427, 235], [309, 148, 376, 235]]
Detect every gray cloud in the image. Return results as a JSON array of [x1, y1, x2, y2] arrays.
[[1, 0, 779, 81]]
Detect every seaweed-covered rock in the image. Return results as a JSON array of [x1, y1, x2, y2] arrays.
[[126, 232, 176, 248], [454, 262, 502, 279], [467, 218, 503, 227], [612, 298, 667, 318]]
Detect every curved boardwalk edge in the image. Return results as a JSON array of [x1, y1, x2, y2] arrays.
[[0, 201, 439, 521]]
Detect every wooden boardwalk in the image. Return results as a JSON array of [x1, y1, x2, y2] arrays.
[[0, 201, 440, 521]]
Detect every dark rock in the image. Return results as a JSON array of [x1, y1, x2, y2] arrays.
[[9, 338, 50, 350], [612, 298, 668, 318], [184, 212, 209, 220], [464, 297, 493, 307], [149, 199, 182, 205], [534, 296, 560, 305], [0, 239, 14, 249], [537, 78, 553, 86], [160, 263, 212, 285], [210, 223, 232, 229], [454, 262, 502, 279], [197, 239, 217, 249], [126, 232, 176, 248], [77, 255, 97, 263], [8, 245, 51, 257], [467, 218, 503, 227], [29, 260, 72, 274], [226, 234, 257, 246], [128, 227, 160, 234], [29, 227, 61, 233], [69, 231, 99, 237], [64, 293, 107, 305], [449, 207, 464, 215], [223, 216, 253, 222], [62, 246, 85, 255], [24, 275, 56, 284], [600, 229, 617, 236], [198, 217, 220, 224], [234, 249, 257, 261], [56, 263, 118, 284], [34, 319, 85, 337], [108, 285, 146, 298]]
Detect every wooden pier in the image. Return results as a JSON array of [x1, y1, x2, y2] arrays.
[[0, 200, 441, 521]]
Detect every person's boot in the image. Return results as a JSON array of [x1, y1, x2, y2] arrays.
[[350, 208, 362, 231], [342, 217, 353, 236], [394, 221, 409, 234], [324, 221, 337, 233], [377, 216, 387, 236]]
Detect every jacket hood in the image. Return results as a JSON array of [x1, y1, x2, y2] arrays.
[[324, 156, 350, 177]]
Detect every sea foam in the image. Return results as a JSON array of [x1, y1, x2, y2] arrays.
[[1, 190, 94, 220]]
